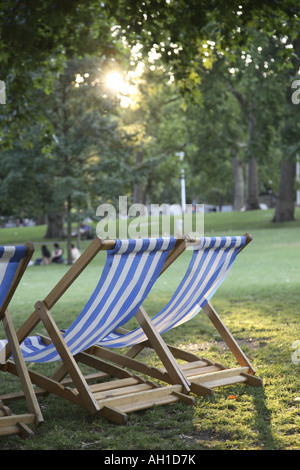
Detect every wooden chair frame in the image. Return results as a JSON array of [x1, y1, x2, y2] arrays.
[[0, 243, 43, 438], [2, 234, 262, 427], [1, 237, 195, 425], [87, 233, 262, 396]]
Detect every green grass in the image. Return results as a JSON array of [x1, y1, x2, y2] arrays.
[[0, 208, 299, 450]]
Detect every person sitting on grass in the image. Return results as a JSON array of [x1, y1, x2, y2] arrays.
[[34, 244, 51, 266], [52, 243, 64, 264], [41, 245, 51, 265]]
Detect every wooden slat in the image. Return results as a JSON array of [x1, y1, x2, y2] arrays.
[[179, 360, 214, 371], [190, 366, 249, 383], [183, 365, 222, 378], [0, 412, 36, 427], [204, 375, 248, 388], [61, 371, 110, 385], [118, 394, 181, 413], [93, 382, 155, 401], [0, 425, 21, 436], [89, 377, 143, 393], [0, 423, 34, 437], [117, 389, 195, 413], [96, 384, 184, 411], [160, 361, 222, 380], [0, 402, 35, 438]]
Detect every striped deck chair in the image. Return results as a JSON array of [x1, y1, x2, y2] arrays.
[[0, 243, 43, 438], [87, 234, 262, 395], [0, 237, 194, 425]]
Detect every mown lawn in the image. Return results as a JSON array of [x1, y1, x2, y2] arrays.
[[0, 209, 299, 450]]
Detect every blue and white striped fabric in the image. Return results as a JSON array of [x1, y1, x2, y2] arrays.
[[0, 238, 176, 362], [97, 236, 246, 348], [0, 245, 28, 310]]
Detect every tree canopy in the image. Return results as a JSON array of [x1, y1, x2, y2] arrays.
[[1, 0, 300, 249]]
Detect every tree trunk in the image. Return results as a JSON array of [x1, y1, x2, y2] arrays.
[[45, 212, 64, 239], [273, 33, 300, 223], [232, 157, 244, 211], [66, 195, 72, 265], [218, 194, 224, 212], [132, 149, 148, 214], [246, 156, 260, 210], [133, 183, 145, 205], [132, 150, 144, 205], [143, 174, 153, 206], [272, 160, 296, 222]]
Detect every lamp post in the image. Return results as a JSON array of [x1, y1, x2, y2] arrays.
[[297, 155, 300, 206], [176, 151, 186, 213]]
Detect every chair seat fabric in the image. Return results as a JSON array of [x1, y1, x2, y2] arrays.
[[0, 236, 245, 360], [0, 246, 28, 310], [0, 238, 176, 362], [97, 236, 246, 348]]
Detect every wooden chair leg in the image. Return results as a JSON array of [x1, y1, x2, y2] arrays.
[[203, 301, 256, 375], [2, 310, 43, 426], [35, 301, 100, 414]]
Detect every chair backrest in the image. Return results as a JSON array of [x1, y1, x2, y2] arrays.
[[17, 238, 176, 363], [99, 236, 246, 348], [0, 245, 33, 318]]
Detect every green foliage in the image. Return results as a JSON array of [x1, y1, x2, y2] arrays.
[[0, 56, 136, 223], [115, 61, 189, 205], [0, 0, 116, 139], [1, 0, 300, 223], [0, 124, 55, 218], [112, 1, 300, 84]]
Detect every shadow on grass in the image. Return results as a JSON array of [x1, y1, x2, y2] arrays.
[[250, 386, 278, 450]]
